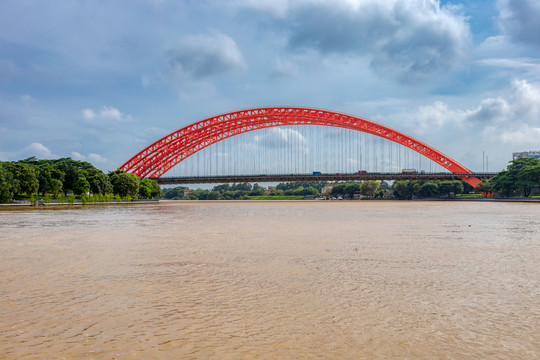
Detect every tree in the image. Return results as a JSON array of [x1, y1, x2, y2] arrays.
[[490, 170, 517, 197], [392, 180, 413, 200], [139, 178, 161, 198], [344, 183, 361, 198], [50, 178, 63, 198], [162, 186, 188, 199], [73, 176, 91, 195], [330, 183, 347, 196], [36, 163, 54, 195], [475, 179, 494, 194], [5, 162, 39, 197], [492, 158, 540, 197], [149, 179, 161, 198], [206, 191, 221, 200], [109, 170, 140, 198], [438, 181, 454, 197], [418, 181, 439, 198], [0, 162, 14, 203], [87, 168, 113, 195], [451, 181, 464, 195], [303, 186, 320, 196], [360, 180, 380, 198], [517, 163, 540, 197]]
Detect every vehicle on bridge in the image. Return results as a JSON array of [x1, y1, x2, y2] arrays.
[[358, 170, 366, 174], [313, 171, 322, 175], [402, 169, 417, 174]]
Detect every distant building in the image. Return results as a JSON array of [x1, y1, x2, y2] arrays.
[[513, 151, 540, 160], [321, 184, 333, 195], [183, 189, 191, 198]]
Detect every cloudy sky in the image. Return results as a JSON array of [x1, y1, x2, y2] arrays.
[[1, 0, 539, 172]]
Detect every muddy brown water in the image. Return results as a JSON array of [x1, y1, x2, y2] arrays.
[[1, 201, 539, 359]]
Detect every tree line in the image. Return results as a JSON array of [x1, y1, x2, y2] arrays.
[[0, 157, 161, 203], [162, 179, 471, 200], [476, 158, 540, 197]]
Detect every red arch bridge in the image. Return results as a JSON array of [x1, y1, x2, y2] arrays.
[[119, 107, 493, 187]]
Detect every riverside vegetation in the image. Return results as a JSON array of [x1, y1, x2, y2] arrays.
[[2, 157, 538, 204], [0, 157, 161, 204]]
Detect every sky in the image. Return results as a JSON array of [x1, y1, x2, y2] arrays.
[[1, 0, 539, 173]]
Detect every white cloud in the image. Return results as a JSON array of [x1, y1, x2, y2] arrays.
[[23, 142, 55, 159], [412, 101, 459, 133], [81, 106, 132, 123], [81, 108, 97, 121], [478, 57, 540, 70], [234, 0, 471, 82], [271, 58, 300, 78], [20, 94, 35, 104], [497, 0, 540, 49], [407, 80, 540, 146], [254, 127, 308, 154], [71, 151, 84, 160], [87, 153, 107, 163], [231, 0, 289, 17], [498, 126, 540, 144], [71, 151, 107, 163], [167, 32, 246, 79]]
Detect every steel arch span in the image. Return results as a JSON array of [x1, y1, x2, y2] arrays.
[[119, 107, 482, 187]]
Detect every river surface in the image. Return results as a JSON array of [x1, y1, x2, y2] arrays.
[[1, 201, 539, 359]]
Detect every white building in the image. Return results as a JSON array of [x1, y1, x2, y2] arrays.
[[513, 151, 540, 160]]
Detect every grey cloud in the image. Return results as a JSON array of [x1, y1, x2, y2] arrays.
[[243, 0, 471, 82], [167, 32, 246, 79], [465, 98, 510, 123], [498, 0, 540, 48]]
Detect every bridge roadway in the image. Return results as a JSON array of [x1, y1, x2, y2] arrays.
[[154, 172, 497, 185]]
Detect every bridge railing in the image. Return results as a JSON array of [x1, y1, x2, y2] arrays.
[[153, 172, 497, 185]]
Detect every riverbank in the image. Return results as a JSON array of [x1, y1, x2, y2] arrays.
[[0, 199, 160, 210]]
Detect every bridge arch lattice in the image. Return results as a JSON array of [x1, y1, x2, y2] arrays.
[[119, 107, 481, 187]]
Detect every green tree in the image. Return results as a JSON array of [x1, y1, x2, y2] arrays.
[[438, 181, 454, 197], [6, 162, 39, 197], [206, 191, 221, 200], [73, 176, 91, 195], [162, 186, 188, 199], [451, 181, 464, 195], [330, 183, 347, 197], [374, 189, 386, 199], [139, 178, 161, 198], [475, 179, 494, 194], [109, 170, 140, 199], [418, 181, 439, 198], [303, 186, 320, 196], [249, 183, 266, 196], [36, 163, 54, 195], [50, 178, 63, 198], [87, 168, 113, 195], [360, 180, 380, 198], [492, 158, 540, 197], [392, 180, 413, 200], [490, 170, 517, 197], [344, 183, 361, 198], [518, 164, 540, 197], [0, 162, 14, 203]]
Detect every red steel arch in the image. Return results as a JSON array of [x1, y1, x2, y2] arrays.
[[119, 107, 481, 187]]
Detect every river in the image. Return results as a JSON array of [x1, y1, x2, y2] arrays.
[[1, 201, 538, 359]]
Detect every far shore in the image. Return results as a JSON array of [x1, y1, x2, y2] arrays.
[[4, 197, 540, 211]]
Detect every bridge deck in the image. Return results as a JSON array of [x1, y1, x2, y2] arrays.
[[154, 172, 497, 185]]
